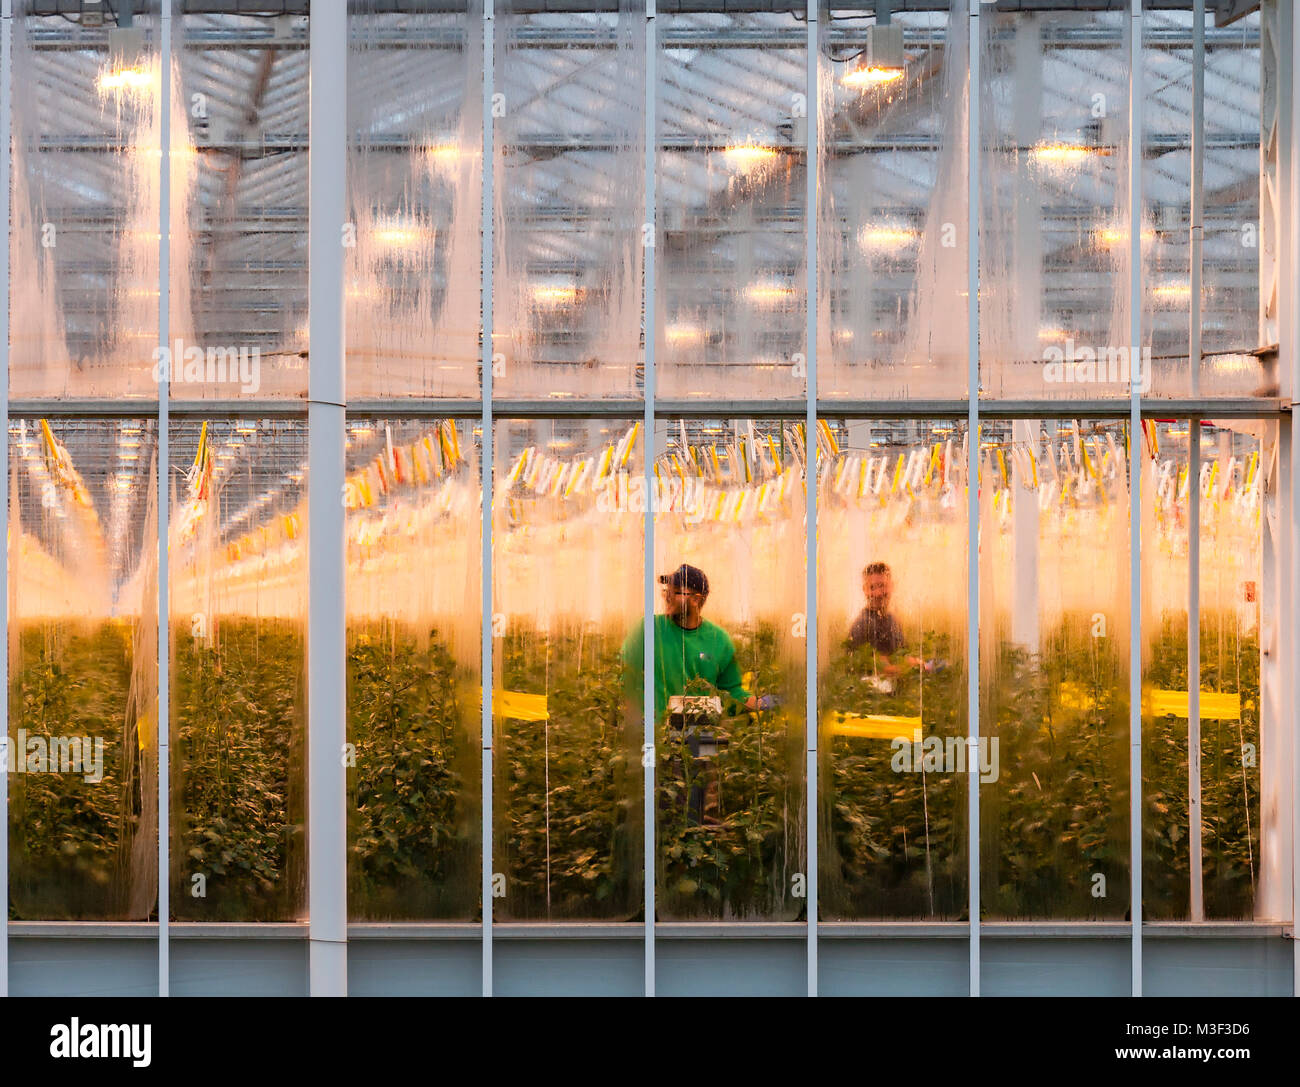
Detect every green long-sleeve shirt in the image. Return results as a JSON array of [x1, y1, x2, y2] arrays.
[[620, 614, 750, 721]]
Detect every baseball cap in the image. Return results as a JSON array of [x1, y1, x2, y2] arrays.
[[659, 563, 709, 595]]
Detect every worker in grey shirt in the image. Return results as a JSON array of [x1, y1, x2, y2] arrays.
[[846, 561, 906, 657]]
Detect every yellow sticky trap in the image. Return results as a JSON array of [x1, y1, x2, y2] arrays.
[[826, 712, 922, 742], [488, 689, 549, 722], [136, 711, 154, 753], [1147, 689, 1241, 721]]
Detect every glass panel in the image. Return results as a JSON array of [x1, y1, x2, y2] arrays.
[[172, 9, 308, 399], [346, 418, 481, 920], [657, 11, 807, 402], [817, 4, 970, 400], [1143, 420, 1266, 921], [979, 419, 1130, 920], [980, 7, 1135, 400], [8, 418, 158, 920], [651, 417, 805, 921], [492, 418, 643, 919], [347, 2, 482, 399], [1200, 12, 1265, 396], [1143, 6, 1266, 398], [817, 418, 968, 920], [1142, 4, 1190, 398], [169, 418, 307, 921], [494, 3, 644, 399], [10, 7, 161, 399]]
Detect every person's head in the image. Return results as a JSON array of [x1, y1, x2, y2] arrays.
[[863, 561, 893, 612], [660, 564, 709, 625]]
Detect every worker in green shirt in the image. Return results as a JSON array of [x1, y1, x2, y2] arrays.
[[622, 563, 774, 826], [620, 563, 765, 719]]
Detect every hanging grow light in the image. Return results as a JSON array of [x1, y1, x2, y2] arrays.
[[665, 324, 704, 346], [860, 224, 918, 249], [844, 24, 906, 88], [533, 284, 581, 306], [98, 26, 151, 94], [745, 282, 796, 305], [1097, 225, 1156, 248], [722, 142, 780, 170]]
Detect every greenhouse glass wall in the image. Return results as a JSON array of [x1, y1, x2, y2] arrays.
[[1, 0, 1297, 998]]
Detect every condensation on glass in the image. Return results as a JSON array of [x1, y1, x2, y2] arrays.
[[347, 2, 482, 399], [9, 7, 161, 400], [979, 6, 1135, 400], [493, 2, 644, 399], [656, 11, 807, 402], [345, 417, 481, 920], [492, 418, 644, 920], [651, 417, 806, 921], [817, 4, 970, 401], [1142, 420, 1277, 922], [817, 417, 968, 920], [169, 9, 310, 400], [979, 418, 1130, 920], [7, 417, 159, 920], [168, 418, 306, 921]]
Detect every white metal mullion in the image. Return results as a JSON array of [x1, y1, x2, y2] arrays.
[[967, 0, 981, 999], [1187, 0, 1205, 924], [643, 0, 657, 999], [307, 0, 348, 997], [0, 0, 11, 1001], [1286, 0, 1300, 997], [1129, 0, 1145, 999], [158, 0, 172, 999], [804, 0, 818, 1000], [481, 0, 496, 1000]]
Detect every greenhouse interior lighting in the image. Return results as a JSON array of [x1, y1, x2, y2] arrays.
[[1098, 226, 1156, 247], [844, 23, 907, 88], [665, 323, 704, 345], [99, 25, 150, 94], [533, 284, 581, 305], [1032, 141, 1107, 165], [722, 143, 780, 169], [745, 283, 796, 305], [843, 65, 905, 88], [860, 225, 919, 248]]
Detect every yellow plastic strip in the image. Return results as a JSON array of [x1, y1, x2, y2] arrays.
[[825, 712, 923, 742], [1146, 689, 1241, 721], [487, 689, 550, 722]]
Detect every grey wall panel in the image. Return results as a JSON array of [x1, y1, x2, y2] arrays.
[[1143, 939, 1294, 996], [656, 939, 805, 997], [349, 941, 481, 997], [10, 939, 158, 997], [495, 939, 643, 997], [820, 939, 969, 997], [981, 939, 1131, 997], [170, 940, 308, 997]]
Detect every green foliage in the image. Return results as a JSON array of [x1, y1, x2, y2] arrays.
[[8, 623, 134, 920], [171, 621, 306, 921], [496, 623, 639, 919], [348, 628, 477, 919], [818, 629, 967, 918], [12, 611, 1262, 924], [1143, 613, 1261, 919]]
